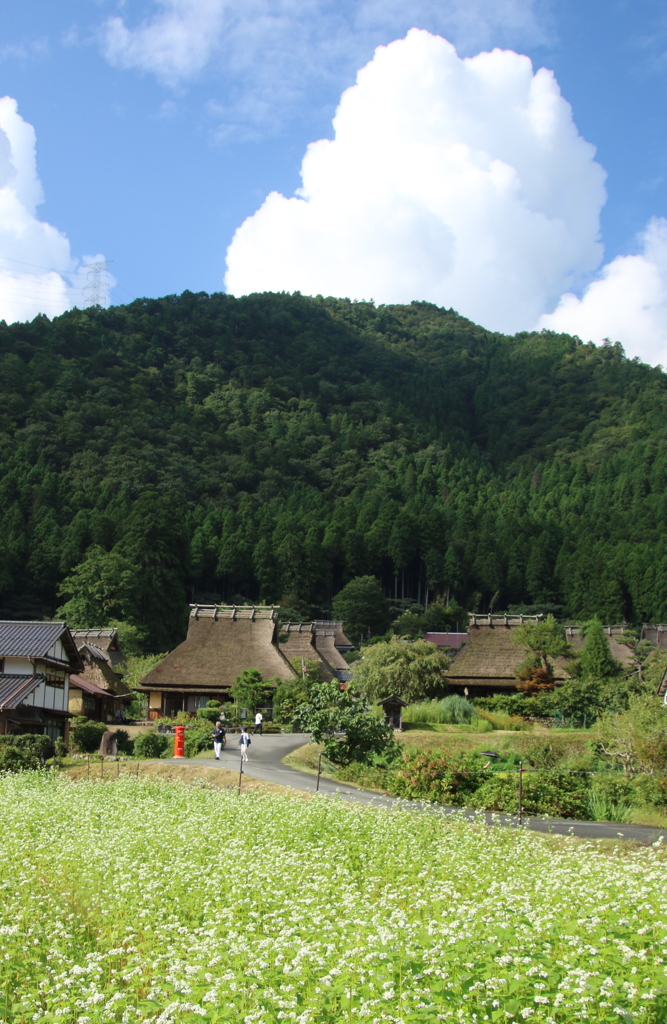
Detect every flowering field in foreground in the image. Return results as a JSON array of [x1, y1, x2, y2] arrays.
[[0, 775, 666, 1024]]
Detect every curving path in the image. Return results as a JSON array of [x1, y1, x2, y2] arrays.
[[175, 733, 667, 845]]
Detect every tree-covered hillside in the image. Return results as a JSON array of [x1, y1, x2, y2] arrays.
[[1, 290, 666, 647]]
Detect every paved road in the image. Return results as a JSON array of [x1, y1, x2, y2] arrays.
[[175, 734, 667, 845]]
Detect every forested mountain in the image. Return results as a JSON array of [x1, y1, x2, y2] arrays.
[[1, 290, 666, 648]]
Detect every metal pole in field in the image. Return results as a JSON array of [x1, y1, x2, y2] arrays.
[[316, 752, 323, 792], [238, 751, 244, 795], [117, 758, 120, 778], [100, 758, 104, 781], [87, 755, 90, 781], [518, 760, 523, 825]]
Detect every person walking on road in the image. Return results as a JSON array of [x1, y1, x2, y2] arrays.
[[238, 727, 251, 762], [212, 721, 226, 760], [253, 710, 263, 735]]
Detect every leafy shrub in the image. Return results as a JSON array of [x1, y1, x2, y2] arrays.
[[134, 732, 169, 759], [439, 695, 478, 724], [0, 734, 53, 760], [389, 750, 491, 805], [196, 707, 221, 723], [634, 773, 667, 810], [0, 745, 39, 772], [297, 681, 398, 766], [69, 719, 107, 754], [469, 772, 590, 819], [590, 772, 635, 806], [336, 761, 394, 791], [262, 723, 281, 734], [114, 730, 134, 755], [503, 733, 594, 770], [184, 724, 212, 758]]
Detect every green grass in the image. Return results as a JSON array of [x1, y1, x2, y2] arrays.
[[2, 772, 666, 1023]]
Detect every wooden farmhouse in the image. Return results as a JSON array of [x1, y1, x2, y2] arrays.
[[0, 621, 83, 740], [136, 605, 299, 719], [69, 628, 133, 722], [446, 614, 634, 695]]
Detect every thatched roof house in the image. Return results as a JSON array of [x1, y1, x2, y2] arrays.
[[314, 626, 351, 677], [70, 628, 125, 669], [446, 614, 633, 694], [69, 627, 132, 722], [136, 605, 298, 719], [279, 623, 336, 681], [313, 621, 354, 651]]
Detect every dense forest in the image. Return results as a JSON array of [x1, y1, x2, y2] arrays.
[[1, 290, 667, 649]]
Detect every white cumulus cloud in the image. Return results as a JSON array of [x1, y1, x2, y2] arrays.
[[225, 30, 607, 335], [538, 217, 667, 365], [0, 97, 109, 324]]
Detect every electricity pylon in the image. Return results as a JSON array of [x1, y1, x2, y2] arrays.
[[82, 260, 113, 308]]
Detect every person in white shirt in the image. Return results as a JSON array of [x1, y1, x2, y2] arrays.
[[253, 711, 263, 735]]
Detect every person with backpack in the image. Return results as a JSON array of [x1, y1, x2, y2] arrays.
[[238, 726, 251, 762], [212, 722, 226, 760]]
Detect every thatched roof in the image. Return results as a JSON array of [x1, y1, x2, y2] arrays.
[[136, 605, 296, 693], [71, 628, 124, 667], [446, 620, 633, 691], [278, 623, 335, 682], [313, 620, 354, 650], [562, 625, 633, 667], [314, 631, 350, 672]]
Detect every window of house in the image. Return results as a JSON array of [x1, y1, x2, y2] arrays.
[[186, 695, 208, 713]]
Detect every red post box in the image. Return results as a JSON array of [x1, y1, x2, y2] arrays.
[[173, 725, 185, 758]]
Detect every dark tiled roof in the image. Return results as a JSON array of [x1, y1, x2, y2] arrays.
[[0, 674, 44, 710], [0, 621, 67, 657], [0, 621, 83, 671]]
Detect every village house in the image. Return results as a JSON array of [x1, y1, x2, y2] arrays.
[[0, 621, 83, 740], [424, 632, 468, 650], [135, 605, 299, 719], [279, 620, 354, 683], [445, 614, 634, 695], [68, 628, 133, 722]]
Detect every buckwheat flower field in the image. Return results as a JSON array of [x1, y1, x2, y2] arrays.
[[1, 774, 666, 1024]]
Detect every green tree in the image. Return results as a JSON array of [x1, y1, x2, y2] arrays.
[[296, 680, 397, 765], [578, 617, 621, 680], [57, 546, 138, 627], [596, 694, 667, 773], [512, 615, 571, 689], [332, 576, 390, 644], [230, 669, 269, 715], [118, 492, 190, 650], [354, 636, 449, 704]]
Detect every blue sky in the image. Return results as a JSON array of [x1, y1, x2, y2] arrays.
[[2, 1, 667, 358]]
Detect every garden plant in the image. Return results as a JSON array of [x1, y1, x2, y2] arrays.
[[0, 772, 665, 1023]]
